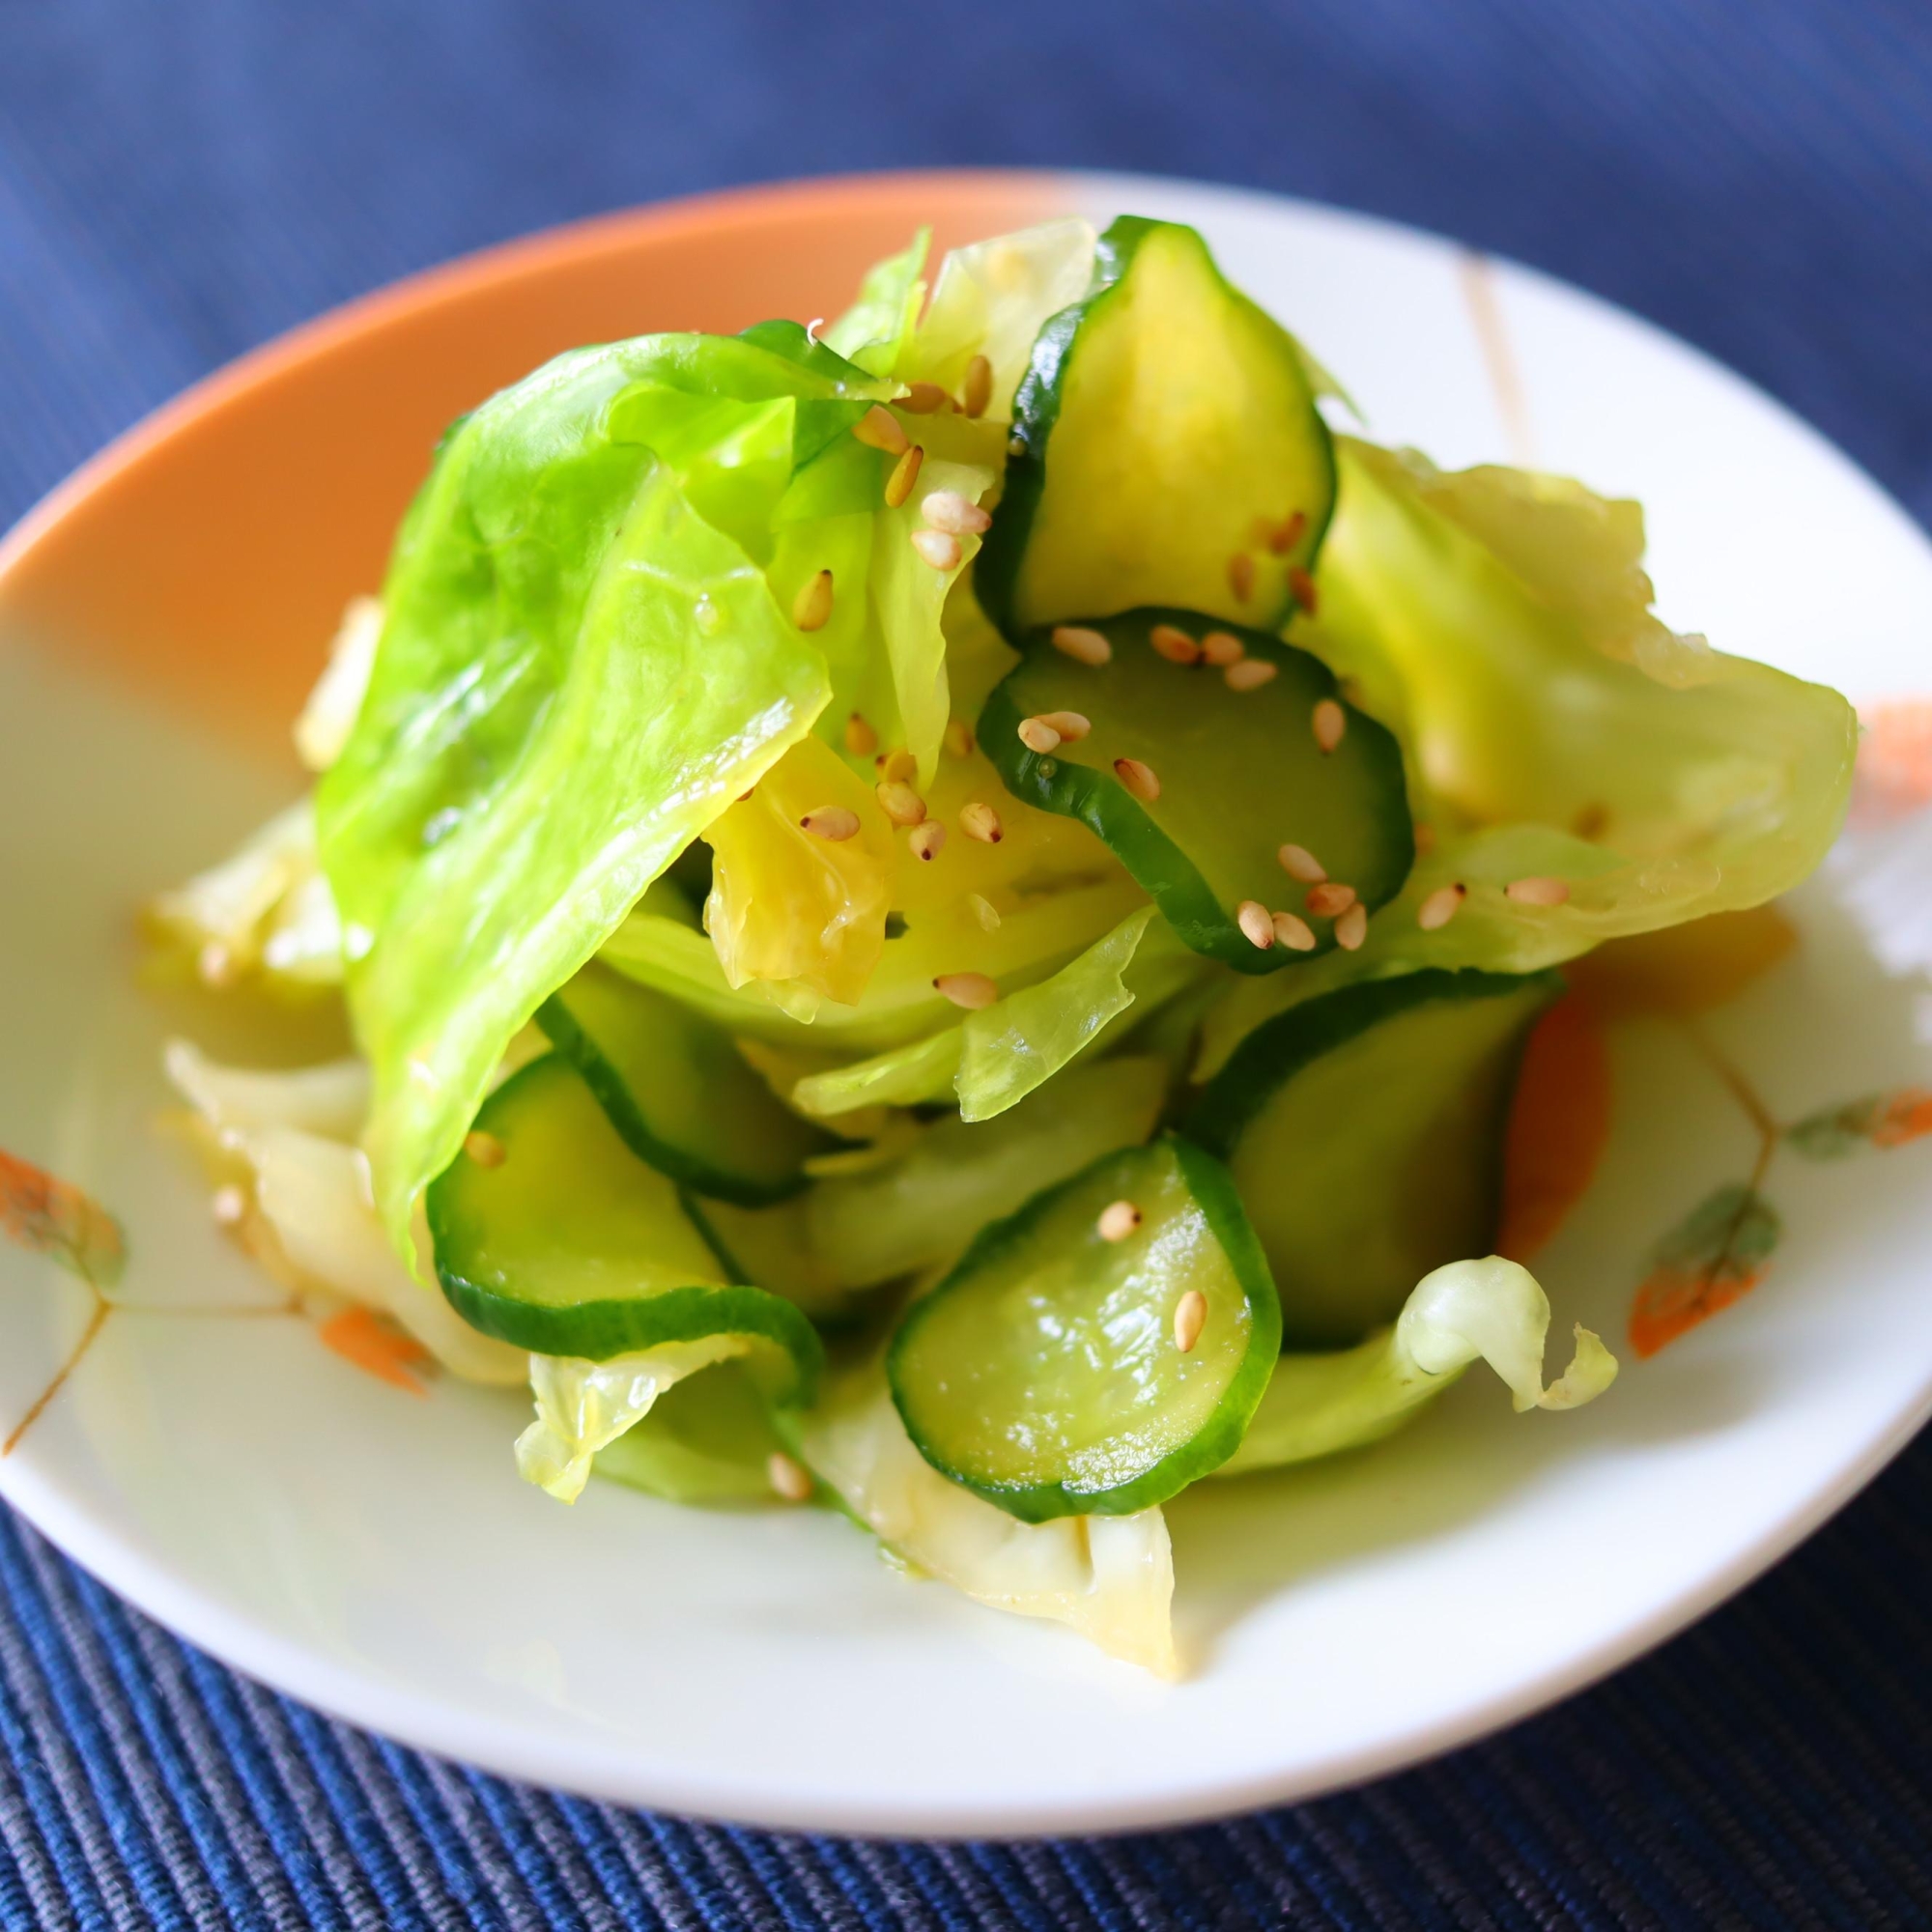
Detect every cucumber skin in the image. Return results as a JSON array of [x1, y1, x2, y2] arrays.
[[979, 624, 1413, 976], [1186, 967, 1565, 1155], [886, 1133, 1282, 1522], [975, 214, 1337, 639], [535, 989, 820, 1207]]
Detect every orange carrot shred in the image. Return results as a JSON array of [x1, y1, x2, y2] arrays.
[[318, 1307, 432, 1395]]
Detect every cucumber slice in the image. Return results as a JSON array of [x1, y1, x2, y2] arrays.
[[429, 1055, 821, 1396], [981, 611, 1412, 973], [1188, 968, 1561, 1348], [683, 1191, 859, 1325], [888, 1135, 1280, 1520], [537, 960, 834, 1204], [592, 1362, 787, 1506], [977, 217, 1335, 635]]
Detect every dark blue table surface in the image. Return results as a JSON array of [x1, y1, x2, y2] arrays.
[[4, 4, 1930, 1926]]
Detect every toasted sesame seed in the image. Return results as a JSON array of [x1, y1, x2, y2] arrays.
[[897, 382, 949, 414], [966, 892, 1001, 930], [1272, 910, 1317, 951], [1335, 903, 1369, 951], [1228, 552, 1256, 601], [943, 718, 975, 758], [1201, 630, 1245, 667], [1236, 899, 1276, 950], [1266, 509, 1308, 556], [934, 971, 999, 1010], [876, 781, 927, 827], [959, 801, 1004, 844], [211, 1183, 247, 1226], [1037, 709, 1091, 742], [852, 406, 908, 455], [884, 442, 924, 508], [908, 820, 947, 862], [464, 1130, 507, 1168], [1278, 842, 1326, 884], [737, 788, 755, 803], [1573, 802, 1609, 839], [1506, 875, 1572, 906], [1097, 1199, 1142, 1242], [1312, 697, 1348, 753], [843, 712, 878, 756], [961, 353, 993, 418], [911, 527, 962, 570], [923, 489, 991, 535], [1008, 431, 1027, 457], [878, 748, 918, 784], [1417, 882, 1467, 930], [1113, 756, 1161, 803], [1225, 658, 1278, 693], [1052, 625, 1113, 667], [791, 569, 834, 632], [1150, 623, 1201, 666], [1305, 881, 1357, 919], [767, 1451, 814, 1502], [1288, 566, 1321, 614], [197, 941, 237, 987], [1017, 716, 1062, 753], [1414, 822, 1438, 856], [800, 806, 862, 841], [1173, 1289, 1208, 1352]]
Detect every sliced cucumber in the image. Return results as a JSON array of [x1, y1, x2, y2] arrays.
[[593, 1362, 787, 1506], [977, 217, 1335, 635], [537, 960, 834, 1204], [684, 1191, 859, 1325], [888, 1135, 1279, 1520], [981, 611, 1411, 973], [429, 1055, 821, 1397], [1188, 969, 1561, 1348]]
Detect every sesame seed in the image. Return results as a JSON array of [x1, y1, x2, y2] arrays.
[[1288, 566, 1321, 614], [197, 941, 237, 987], [737, 788, 755, 803], [923, 490, 991, 535], [211, 1183, 247, 1226], [791, 569, 834, 632], [908, 820, 947, 862], [1052, 625, 1113, 667], [962, 354, 993, 418], [911, 527, 962, 570], [1573, 802, 1609, 839], [943, 718, 976, 758], [1228, 552, 1256, 601], [1272, 910, 1317, 952], [852, 406, 908, 455], [800, 806, 862, 841], [1312, 698, 1347, 753], [843, 712, 878, 756], [1037, 709, 1091, 742], [767, 1452, 814, 1503], [884, 443, 924, 508], [966, 893, 1001, 930], [876, 781, 927, 827], [464, 1130, 507, 1168], [1506, 876, 1572, 906], [1417, 882, 1466, 930], [1150, 623, 1201, 666], [1113, 756, 1160, 803], [1413, 822, 1438, 857], [1225, 658, 1278, 693], [1278, 842, 1326, 884], [934, 971, 999, 1010], [1016, 716, 1062, 753], [959, 801, 1004, 843], [1266, 510, 1308, 556], [1097, 1199, 1142, 1242], [1201, 630, 1245, 667], [1008, 432, 1027, 457], [1173, 1289, 1208, 1353], [878, 748, 918, 783], [1236, 899, 1275, 950], [1305, 881, 1357, 918], [897, 382, 949, 414], [1335, 903, 1368, 951]]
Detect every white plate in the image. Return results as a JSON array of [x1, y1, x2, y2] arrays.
[[3, 171, 1931, 1837]]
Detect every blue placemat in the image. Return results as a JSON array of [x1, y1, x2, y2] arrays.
[[4, 4, 1931, 1926]]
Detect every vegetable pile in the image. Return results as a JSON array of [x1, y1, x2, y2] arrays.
[[156, 215, 1857, 1675]]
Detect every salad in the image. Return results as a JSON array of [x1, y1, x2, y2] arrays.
[[153, 214, 1856, 1676]]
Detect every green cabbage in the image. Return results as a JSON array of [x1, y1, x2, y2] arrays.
[[822, 229, 929, 377]]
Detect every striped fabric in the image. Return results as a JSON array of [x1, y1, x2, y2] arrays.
[[3, 4, 1931, 1925]]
